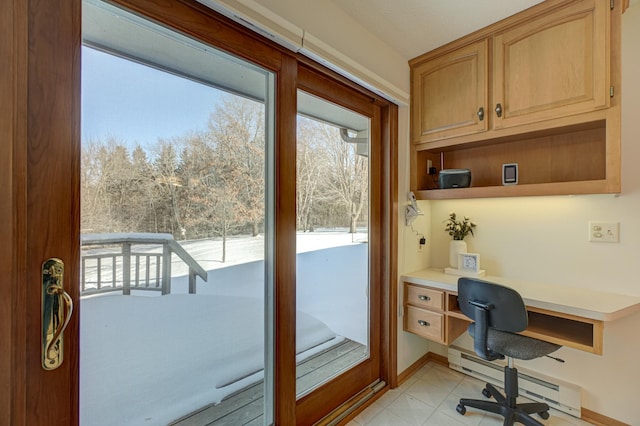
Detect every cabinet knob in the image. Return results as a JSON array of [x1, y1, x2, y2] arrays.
[[418, 320, 430, 327], [495, 103, 503, 118], [477, 107, 485, 121], [418, 295, 431, 301]]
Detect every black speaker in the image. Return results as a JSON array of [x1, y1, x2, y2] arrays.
[[438, 169, 471, 189]]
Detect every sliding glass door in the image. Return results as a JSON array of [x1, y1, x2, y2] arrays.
[[294, 69, 384, 424], [17, 0, 394, 424], [81, 1, 275, 424], [295, 91, 371, 398]]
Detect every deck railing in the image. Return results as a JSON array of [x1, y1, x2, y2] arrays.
[[81, 233, 208, 296]]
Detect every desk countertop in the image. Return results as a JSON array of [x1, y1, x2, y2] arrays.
[[401, 269, 640, 322]]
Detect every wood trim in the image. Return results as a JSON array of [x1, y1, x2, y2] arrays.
[[295, 53, 391, 108], [608, 0, 623, 192], [385, 102, 399, 389], [1, 0, 28, 424], [25, 0, 82, 424], [274, 54, 298, 426], [396, 353, 430, 386], [395, 352, 449, 386], [581, 407, 630, 426], [296, 64, 377, 118], [316, 384, 379, 426], [622, 0, 630, 14]]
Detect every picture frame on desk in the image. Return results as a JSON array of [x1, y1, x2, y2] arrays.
[[459, 252, 481, 273], [444, 253, 486, 277]]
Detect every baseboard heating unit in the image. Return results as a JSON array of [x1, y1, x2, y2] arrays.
[[448, 346, 582, 418]]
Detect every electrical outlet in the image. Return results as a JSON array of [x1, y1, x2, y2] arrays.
[[418, 236, 426, 252], [588, 221, 619, 243]]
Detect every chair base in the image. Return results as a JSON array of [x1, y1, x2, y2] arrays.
[[457, 367, 551, 426]]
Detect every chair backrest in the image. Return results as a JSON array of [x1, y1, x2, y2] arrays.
[[458, 278, 528, 360]]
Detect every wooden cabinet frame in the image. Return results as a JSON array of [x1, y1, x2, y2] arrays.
[[409, 0, 622, 200]]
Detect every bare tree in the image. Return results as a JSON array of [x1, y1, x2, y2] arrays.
[[81, 138, 150, 233], [131, 146, 160, 233], [296, 117, 327, 232], [207, 97, 266, 237], [152, 140, 185, 237], [81, 139, 112, 233], [320, 126, 368, 233]]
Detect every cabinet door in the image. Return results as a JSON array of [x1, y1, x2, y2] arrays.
[[412, 40, 488, 143], [492, 0, 609, 129]]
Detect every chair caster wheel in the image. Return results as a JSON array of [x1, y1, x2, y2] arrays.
[[538, 411, 550, 420], [456, 404, 466, 415], [482, 388, 492, 398]]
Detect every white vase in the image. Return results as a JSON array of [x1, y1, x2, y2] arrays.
[[449, 240, 467, 268]]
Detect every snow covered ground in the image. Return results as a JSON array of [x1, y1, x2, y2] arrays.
[[80, 231, 368, 426], [156, 229, 367, 275]]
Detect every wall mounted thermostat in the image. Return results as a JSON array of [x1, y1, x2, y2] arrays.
[[502, 163, 518, 185]]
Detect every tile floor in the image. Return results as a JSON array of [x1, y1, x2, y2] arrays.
[[347, 362, 595, 426]]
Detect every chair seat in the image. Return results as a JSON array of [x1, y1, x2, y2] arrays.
[[469, 323, 561, 360]]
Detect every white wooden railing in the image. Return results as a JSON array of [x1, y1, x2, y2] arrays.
[[81, 233, 208, 296]]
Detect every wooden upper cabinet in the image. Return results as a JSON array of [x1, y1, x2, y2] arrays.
[[492, 0, 609, 129], [408, 0, 621, 200], [411, 40, 488, 143]]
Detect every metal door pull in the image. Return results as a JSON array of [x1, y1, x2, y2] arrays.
[[42, 258, 73, 370]]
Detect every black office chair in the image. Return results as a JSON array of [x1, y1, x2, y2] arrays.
[[456, 277, 562, 426]]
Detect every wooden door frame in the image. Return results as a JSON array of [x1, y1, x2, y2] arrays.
[[2, 0, 28, 423], [294, 65, 379, 424], [3, 0, 82, 425], [2, 0, 397, 424]]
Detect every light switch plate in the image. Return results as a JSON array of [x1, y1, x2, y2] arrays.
[[588, 221, 619, 243]]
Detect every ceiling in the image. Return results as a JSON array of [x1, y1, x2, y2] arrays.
[[330, 0, 545, 60]]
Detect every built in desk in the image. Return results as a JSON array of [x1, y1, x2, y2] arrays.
[[401, 269, 640, 355]]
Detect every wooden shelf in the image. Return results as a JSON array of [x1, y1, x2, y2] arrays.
[[416, 180, 615, 200], [413, 118, 620, 199], [524, 307, 603, 355]]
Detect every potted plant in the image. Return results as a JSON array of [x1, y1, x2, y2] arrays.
[[444, 212, 476, 268]]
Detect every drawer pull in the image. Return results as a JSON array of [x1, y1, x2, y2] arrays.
[[418, 320, 430, 327], [418, 295, 431, 301]]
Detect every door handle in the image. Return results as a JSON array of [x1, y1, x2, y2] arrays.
[[42, 258, 73, 370]]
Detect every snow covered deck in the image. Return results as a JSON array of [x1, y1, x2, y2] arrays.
[[81, 233, 208, 295], [171, 338, 366, 425], [80, 232, 369, 426]]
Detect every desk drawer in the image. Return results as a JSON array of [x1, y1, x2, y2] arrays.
[[405, 306, 444, 342], [406, 284, 444, 310]]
